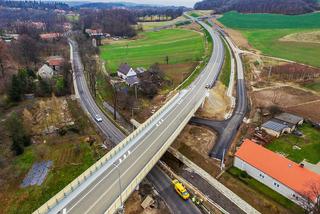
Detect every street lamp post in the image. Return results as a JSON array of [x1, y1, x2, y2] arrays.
[[131, 107, 139, 132], [114, 162, 124, 214]]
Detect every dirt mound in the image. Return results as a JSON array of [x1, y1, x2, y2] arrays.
[[253, 86, 320, 121], [280, 31, 320, 44], [264, 63, 320, 81]]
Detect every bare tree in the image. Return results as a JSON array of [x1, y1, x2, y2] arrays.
[[298, 182, 320, 214]]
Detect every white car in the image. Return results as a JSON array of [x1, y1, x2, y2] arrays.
[[94, 114, 103, 122]]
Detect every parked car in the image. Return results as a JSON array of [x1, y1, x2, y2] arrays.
[[94, 114, 103, 122], [292, 129, 303, 137]]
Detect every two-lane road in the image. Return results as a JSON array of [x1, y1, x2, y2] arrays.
[[44, 19, 225, 214]]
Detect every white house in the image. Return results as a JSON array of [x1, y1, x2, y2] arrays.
[[117, 63, 137, 80], [37, 64, 54, 79], [234, 139, 320, 206]]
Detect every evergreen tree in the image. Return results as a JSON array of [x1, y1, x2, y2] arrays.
[[8, 74, 22, 102]]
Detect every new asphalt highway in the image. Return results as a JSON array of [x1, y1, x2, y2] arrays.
[[64, 40, 202, 214], [191, 21, 248, 160], [47, 18, 225, 214]]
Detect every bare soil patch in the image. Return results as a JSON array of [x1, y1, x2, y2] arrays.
[[280, 30, 320, 44], [252, 86, 320, 121], [160, 63, 197, 87], [172, 125, 220, 176], [125, 181, 170, 214], [181, 22, 202, 32], [262, 63, 320, 82], [196, 82, 231, 120]]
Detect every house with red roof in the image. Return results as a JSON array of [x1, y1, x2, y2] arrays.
[[40, 33, 61, 41], [234, 139, 320, 206], [46, 56, 64, 71]]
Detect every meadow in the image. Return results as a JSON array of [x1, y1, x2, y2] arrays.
[[218, 12, 320, 67], [139, 16, 187, 31], [100, 28, 205, 73]]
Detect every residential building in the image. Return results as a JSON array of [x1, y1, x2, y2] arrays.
[[40, 33, 61, 41], [117, 63, 137, 80], [234, 139, 320, 205], [126, 76, 140, 87], [37, 64, 54, 79], [46, 56, 64, 71], [275, 113, 304, 130], [261, 119, 291, 137]]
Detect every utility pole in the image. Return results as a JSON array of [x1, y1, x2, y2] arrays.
[[114, 162, 124, 214], [268, 65, 272, 81], [134, 84, 138, 100], [220, 149, 225, 171], [112, 82, 118, 121]]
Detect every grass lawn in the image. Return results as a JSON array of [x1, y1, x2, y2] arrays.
[[302, 79, 320, 92], [0, 99, 105, 214], [266, 123, 320, 164], [6, 142, 96, 214], [139, 16, 187, 31], [219, 39, 231, 87], [218, 12, 320, 67], [100, 28, 205, 73], [218, 11, 320, 29], [224, 167, 303, 214], [190, 12, 200, 18]]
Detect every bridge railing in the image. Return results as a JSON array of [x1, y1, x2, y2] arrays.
[[33, 88, 181, 214], [105, 95, 206, 214]]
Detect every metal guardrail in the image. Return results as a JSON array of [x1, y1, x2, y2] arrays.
[[35, 18, 220, 214], [105, 94, 207, 214], [33, 42, 182, 214]]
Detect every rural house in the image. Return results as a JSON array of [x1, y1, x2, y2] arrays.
[[37, 64, 54, 79], [117, 63, 137, 79], [234, 139, 320, 206], [261, 119, 291, 138], [46, 56, 64, 71], [40, 33, 61, 41], [274, 113, 304, 130]]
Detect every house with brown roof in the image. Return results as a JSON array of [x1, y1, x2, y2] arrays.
[[46, 56, 64, 71], [234, 139, 320, 206], [40, 33, 61, 41]]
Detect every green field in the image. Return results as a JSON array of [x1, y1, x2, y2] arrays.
[[100, 29, 205, 73], [266, 124, 320, 164], [218, 11, 320, 29], [139, 16, 187, 31], [218, 12, 320, 67], [302, 79, 320, 92], [219, 39, 231, 86]]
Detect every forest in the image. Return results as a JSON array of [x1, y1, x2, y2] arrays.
[[194, 0, 320, 15]]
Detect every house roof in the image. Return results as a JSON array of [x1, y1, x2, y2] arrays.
[[275, 113, 303, 125], [235, 140, 320, 201], [118, 63, 133, 75], [40, 33, 60, 40], [46, 56, 64, 66], [37, 64, 54, 79], [261, 120, 289, 132], [126, 76, 139, 85]]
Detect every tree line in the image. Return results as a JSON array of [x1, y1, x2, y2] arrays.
[[0, 0, 70, 11], [194, 0, 319, 15]]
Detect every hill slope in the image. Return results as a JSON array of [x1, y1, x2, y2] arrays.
[[194, 0, 319, 15]]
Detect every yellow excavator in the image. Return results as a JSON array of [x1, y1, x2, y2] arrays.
[[172, 179, 190, 200]]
